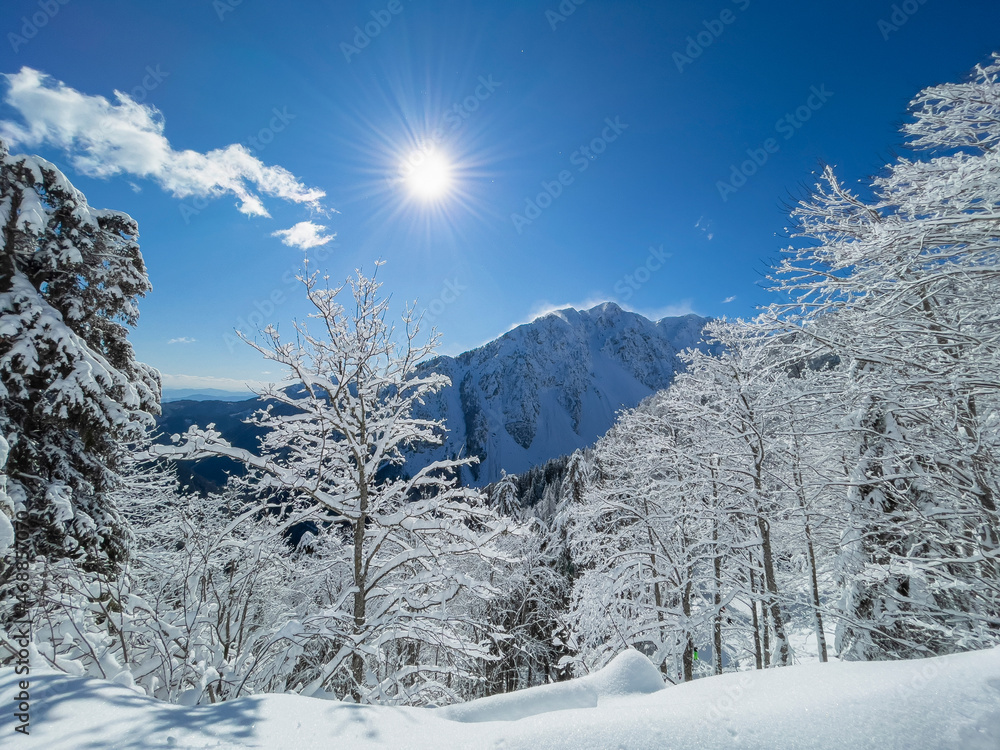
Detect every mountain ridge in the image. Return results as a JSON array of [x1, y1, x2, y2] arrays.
[[409, 302, 711, 484], [157, 302, 712, 487]]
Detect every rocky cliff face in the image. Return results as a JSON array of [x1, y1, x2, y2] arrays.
[[411, 303, 711, 484]]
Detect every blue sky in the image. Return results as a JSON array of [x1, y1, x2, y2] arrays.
[[2, 0, 998, 391]]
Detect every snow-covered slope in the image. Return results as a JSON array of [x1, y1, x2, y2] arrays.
[[5, 647, 998, 749], [412, 303, 711, 484]]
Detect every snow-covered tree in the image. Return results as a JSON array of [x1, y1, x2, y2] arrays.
[[157, 266, 512, 704], [772, 54, 1000, 658], [676, 320, 797, 668], [564, 317, 851, 678], [565, 398, 717, 682], [490, 471, 522, 518], [474, 511, 572, 695], [0, 140, 159, 584], [8, 456, 311, 704], [0, 435, 14, 556]]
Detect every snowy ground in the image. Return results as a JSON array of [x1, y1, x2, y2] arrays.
[[2, 647, 999, 749]]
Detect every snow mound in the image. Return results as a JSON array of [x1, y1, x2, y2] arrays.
[[3, 647, 999, 749], [439, 649, 664, 723], [437, 679, 599, 722], [582, 648, 666, 698]]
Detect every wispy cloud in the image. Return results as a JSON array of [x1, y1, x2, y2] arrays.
[[0, 67, 325, 217], [635, 301, 697, 320], [271, 220, 335, 249], [721, 295, 736, 304], [517, 297, 608, 327], [167, 336, 197, 344], [695, 216, 714, 241], [492, 297, 698, 343], [159, 373, 271, 392]]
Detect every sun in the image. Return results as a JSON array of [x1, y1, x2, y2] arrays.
[[403, 149, 453, 200]]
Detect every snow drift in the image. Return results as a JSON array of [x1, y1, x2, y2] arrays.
[[3, 647, 999, 749], [437, 649, 666, 722]]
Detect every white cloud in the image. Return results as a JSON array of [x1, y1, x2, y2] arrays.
[[721, 295, 737, 304], [167, 336, 196, 344], [492, 297, 698, 343], [271, 220, 335, 249], [695, 216, 714, 241], [520, 297, 607, 326], [635, 301, 698, 320], [0, 67, 325, 217]]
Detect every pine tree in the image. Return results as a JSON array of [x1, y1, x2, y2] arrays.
[[0, 140, 159, 584], [490, 471, 522, 518]]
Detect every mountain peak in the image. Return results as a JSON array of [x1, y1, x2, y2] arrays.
[[585, 301, 625, 317], [532, 301, 647, 327], [412, 305, 713, 484]]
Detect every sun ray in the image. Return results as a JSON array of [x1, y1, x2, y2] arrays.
[[402, 148, 453, 200]]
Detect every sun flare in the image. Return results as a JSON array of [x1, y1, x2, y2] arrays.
[[403, 149, 453, 200]]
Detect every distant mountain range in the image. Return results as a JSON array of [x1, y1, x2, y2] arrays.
[[161, 388, 256, 403], [157, 303, 712, 489]]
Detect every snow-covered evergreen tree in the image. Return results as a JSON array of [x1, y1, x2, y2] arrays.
[[0, 140, 159, 584], [490, 471, 522, 518]]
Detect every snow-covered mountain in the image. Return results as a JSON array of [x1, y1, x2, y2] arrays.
[[158, 303, 710, 486], [411, 302, 711, 484]]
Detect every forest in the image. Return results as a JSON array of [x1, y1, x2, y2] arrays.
[[0, 54, 998, 711]]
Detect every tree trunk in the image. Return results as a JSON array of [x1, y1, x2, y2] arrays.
[[682, 564, 694, 682], [757, 515, 789, 665], [351, 467, 368, 702], [790, 429, 828, 663], [803, 519, 828, 662], [712, 517, 723, 675], [749, 560, 763, 670]]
